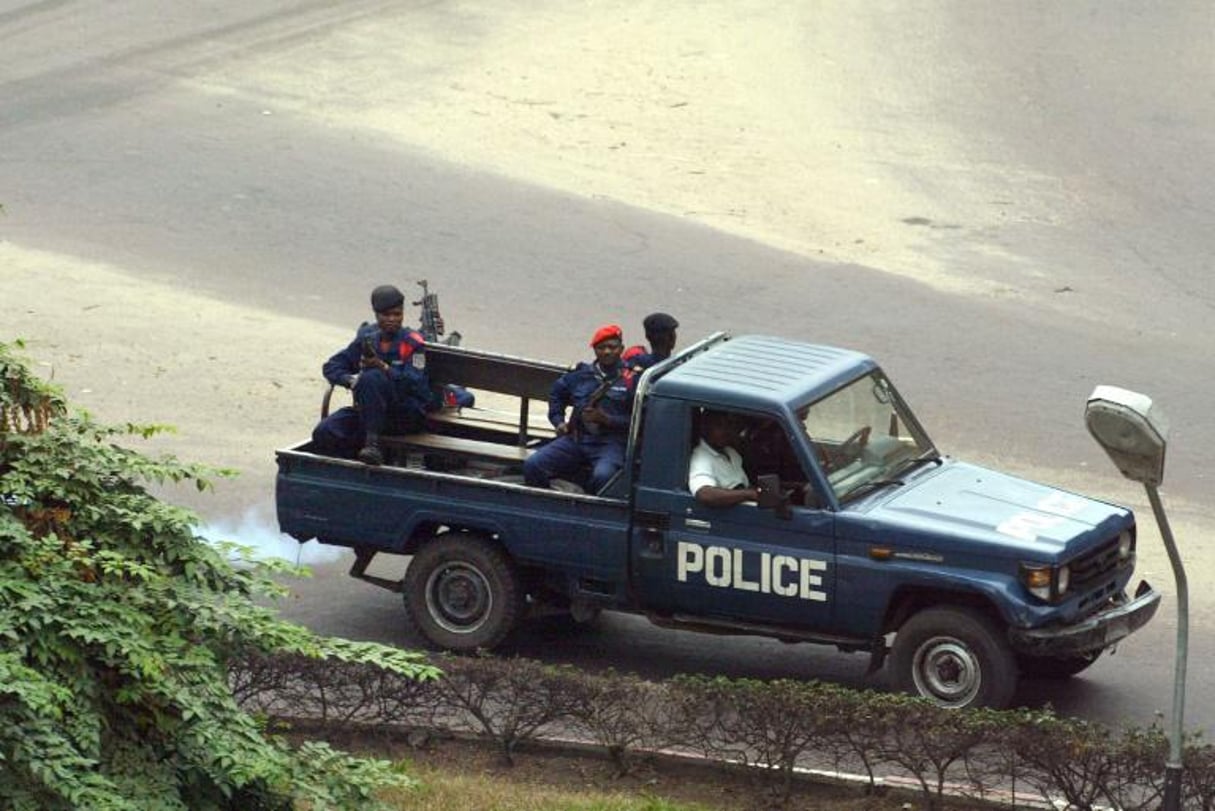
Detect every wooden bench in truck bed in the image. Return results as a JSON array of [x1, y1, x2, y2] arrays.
[[379, 431, 533, 464], [319, 343, 565, 466], [385, 343, 565, 465]]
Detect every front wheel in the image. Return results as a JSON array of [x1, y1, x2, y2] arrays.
[[889, 606, 1018, 709], [403, 533, 523, 651]]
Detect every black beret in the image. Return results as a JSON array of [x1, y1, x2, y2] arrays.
[[642, 312, 679, 334], [370, 284, 405, 312]]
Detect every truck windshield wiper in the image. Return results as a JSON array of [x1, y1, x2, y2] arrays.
[[840, 454, 940, 503], [840, 478, 905, 503], [888, 454, 940, 479]]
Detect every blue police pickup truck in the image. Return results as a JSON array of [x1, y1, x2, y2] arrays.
[[276, 332, 1160, 709]]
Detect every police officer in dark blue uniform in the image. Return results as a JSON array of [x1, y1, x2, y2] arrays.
[[622, 312, 679, 372], [312, 285, 434, 465], [524, 324, 634, 493]]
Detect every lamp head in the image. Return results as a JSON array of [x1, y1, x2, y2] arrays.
[[1084, 385, 1169, 486]]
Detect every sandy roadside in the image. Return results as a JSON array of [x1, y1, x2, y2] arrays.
[[1, 244, 339, 518], [188, 0, 1077, 304]]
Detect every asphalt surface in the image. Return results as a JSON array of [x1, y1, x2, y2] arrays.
[[2, 1, 1212, 735]]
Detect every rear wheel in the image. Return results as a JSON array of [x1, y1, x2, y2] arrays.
[[890, 606, 1018, 709], [403, 533, 523, 651], [1016, 651, 1101, 680]]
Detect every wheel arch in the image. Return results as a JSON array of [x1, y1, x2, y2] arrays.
[[402, 521, 557, 603], [399, 512, 509, 555], [882, 585, 1008, 636]]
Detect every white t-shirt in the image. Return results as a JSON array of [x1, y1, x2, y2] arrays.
[[688, 438, 750, 495]]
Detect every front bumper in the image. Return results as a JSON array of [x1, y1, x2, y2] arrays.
[[1008, 580, 1160, 656]]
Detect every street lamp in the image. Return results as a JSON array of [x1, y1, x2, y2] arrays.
[[1085, 385, 1187, 811]]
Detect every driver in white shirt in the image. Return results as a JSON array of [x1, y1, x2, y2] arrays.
[[688, 411, 762, 507]]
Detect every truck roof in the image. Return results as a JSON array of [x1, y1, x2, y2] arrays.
[[650, 334, 877, 413]]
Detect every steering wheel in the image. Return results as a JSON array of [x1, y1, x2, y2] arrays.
[[835, 425, 872, 465]]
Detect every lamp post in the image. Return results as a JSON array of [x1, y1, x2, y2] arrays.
[[1084, 385, 1187, 811]]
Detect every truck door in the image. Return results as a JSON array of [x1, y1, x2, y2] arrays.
[[631, 405, 836, 632]]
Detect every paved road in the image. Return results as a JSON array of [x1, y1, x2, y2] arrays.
[[2, 1, 1211, 734]]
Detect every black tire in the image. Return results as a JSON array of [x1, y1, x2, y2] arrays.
[[889, 606, 1018, 709], [403, 533, 523, 651], [1016, 651, 1101, 680]]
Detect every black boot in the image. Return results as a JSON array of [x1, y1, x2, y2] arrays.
[[358, 434, 384, 466]]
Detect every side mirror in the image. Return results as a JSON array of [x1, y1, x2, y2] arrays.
[[756, 474, 793, 520]]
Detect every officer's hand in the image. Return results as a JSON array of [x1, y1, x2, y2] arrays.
[[360, 356, 388, 372], [555, 421, 570, 436]]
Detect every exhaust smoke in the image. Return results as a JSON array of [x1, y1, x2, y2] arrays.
[[199, 503, 345, 567]]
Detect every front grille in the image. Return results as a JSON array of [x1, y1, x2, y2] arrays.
[[1077, 579, 1120, 613], [1069, 536, 1124, 592]]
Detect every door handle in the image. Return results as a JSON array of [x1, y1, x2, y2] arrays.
[[639, 527, 665, 559], [684, 518, 711, 530]]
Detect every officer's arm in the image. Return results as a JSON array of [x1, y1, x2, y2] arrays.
[[694, 484, 761, 508], [591, 376, 635, 430], [322, 339, 361, 388], [598, 406, 631, 430], [548, 374, 573, 430]]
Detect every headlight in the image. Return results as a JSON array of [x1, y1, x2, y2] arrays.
[[1020, 563, 1068, 602], [1021, 564, 1053, 601]]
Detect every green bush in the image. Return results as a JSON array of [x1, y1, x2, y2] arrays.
[[433, 655, 582, 767], [565, 669, 669, 776], [0, 339, 440, 810]]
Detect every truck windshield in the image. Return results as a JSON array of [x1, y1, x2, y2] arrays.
[[799, 371, 938, 504]]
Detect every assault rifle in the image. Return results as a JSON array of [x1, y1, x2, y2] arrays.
[[574, 372, 617, 438], [414, 279, 462, 346]]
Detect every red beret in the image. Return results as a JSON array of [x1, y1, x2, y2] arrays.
[[589, 324, 623, 347]]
